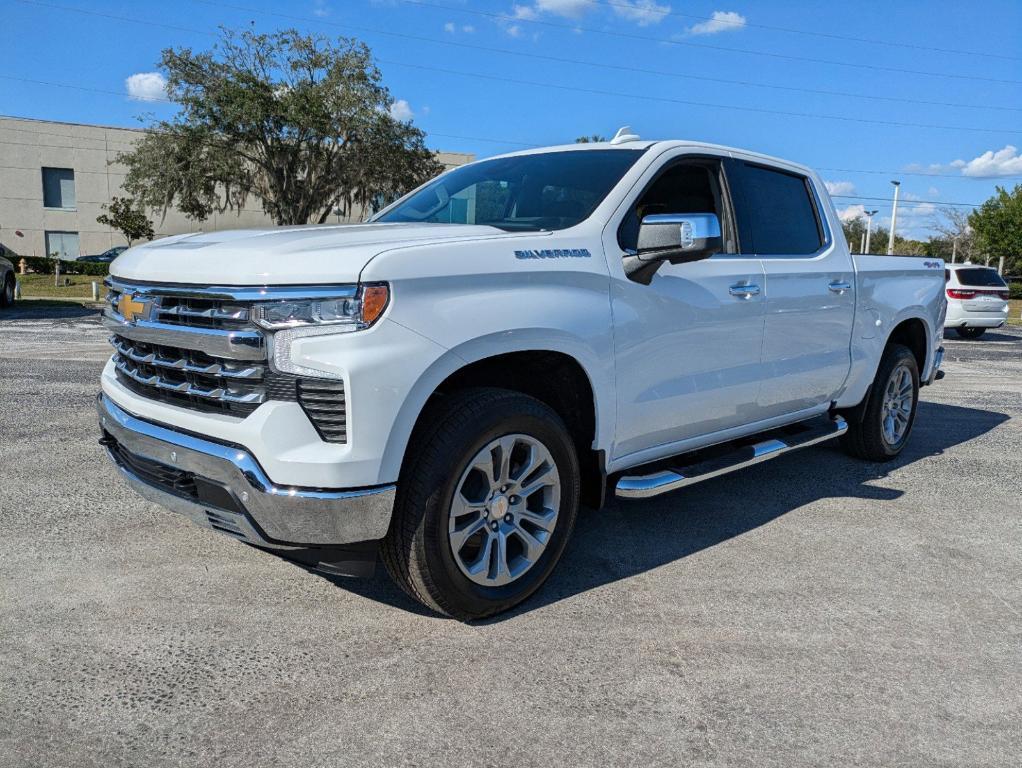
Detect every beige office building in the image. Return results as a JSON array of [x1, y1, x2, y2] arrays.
[[0, 116, 474, 260]]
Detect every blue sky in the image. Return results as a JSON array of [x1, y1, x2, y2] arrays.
[[4, 0, 1022, 238]]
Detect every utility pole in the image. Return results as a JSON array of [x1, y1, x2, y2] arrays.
[[887, 181, 901, 255], [951, 237, 958, 263], [864, 209, 878, 254], [859, 230, 866, 254]]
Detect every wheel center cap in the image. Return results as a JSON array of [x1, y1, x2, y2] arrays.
[[488, 495, 510, 520]]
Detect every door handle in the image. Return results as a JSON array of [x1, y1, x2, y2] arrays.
[[828, 280, 851, 294], [729, 283, 760, 299]]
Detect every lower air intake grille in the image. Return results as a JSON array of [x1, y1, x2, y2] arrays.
[[297, 379, 347, 443]]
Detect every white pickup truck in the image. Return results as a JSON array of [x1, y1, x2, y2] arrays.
[[97, 133, 946, 619]]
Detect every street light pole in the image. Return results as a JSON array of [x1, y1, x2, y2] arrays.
[[864, 209, 878, 254], [887, 181, 901, 255]]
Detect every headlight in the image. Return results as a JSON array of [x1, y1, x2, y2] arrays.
[[257, 283, 390, 379], [252, 284, 389, 330]]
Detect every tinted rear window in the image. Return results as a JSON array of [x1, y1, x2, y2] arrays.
[[734, 163, 823, 255], [955, 268, 1007, 287]]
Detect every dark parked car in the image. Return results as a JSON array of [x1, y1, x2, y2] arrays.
[[0, 252, 15, 307], [79, 246, 128, 264]]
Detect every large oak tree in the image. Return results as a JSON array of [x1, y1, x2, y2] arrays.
[[119, 28, 443, 226]]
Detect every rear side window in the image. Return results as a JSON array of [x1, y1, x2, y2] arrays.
[[955, 268, 1007, 287], [732, 163, 823, 255]]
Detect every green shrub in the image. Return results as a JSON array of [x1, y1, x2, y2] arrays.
[[19, 255, 108, 277], [1009, 280, 1022, 300]]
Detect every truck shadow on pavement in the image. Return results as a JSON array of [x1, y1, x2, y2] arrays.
[[321, 401, 1008, 621], [0, 302, 101, 322]]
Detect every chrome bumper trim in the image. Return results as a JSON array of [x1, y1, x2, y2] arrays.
[[101, 315, 266, 361], [97, 394, 394, 546]]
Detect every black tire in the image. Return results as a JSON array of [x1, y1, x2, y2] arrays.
[[955, 327, 986, 339], [0, 274, 13, 307], [381, 388, 580, 621], [841, 343, 919, 462]]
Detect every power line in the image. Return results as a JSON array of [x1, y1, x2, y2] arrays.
[[5, 61, 1016, 139], [26, 0, 1016, 116], [583, 0, 1022, 62], [166, 0, 1021, 114], [403, 0, 1022, 87], [832, 194, 978, 208], [378, 59, 1022, 135]]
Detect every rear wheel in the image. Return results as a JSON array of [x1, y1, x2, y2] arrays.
[[0, 274, 14, 307], [955, 327, 986, 339], [381, 388, 580, 620], [841, 343, 919, 462]]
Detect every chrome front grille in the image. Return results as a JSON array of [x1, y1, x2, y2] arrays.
[[112, 336, 267, 415], [103, 280, 348, 440]]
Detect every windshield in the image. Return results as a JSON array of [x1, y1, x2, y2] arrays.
[[955, 267, 1007, 287], [376, 149, 645, 231]]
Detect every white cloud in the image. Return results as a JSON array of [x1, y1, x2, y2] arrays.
[[389, 99, 413, 121], [125, 72, 167, 102], [512, 4, 538, 20], [825, 180, 856, 196], [927, 186, 940, 197], [688, 10, 747, 35], [952, 145, 1022, 178], [444, 21, 456, 33], [462, 24, 475, 33], [837, 204, 865, 223], [610, 0, 670, 26], [506, 24, 523, 37], [312, 0, 330, 17], [534, 0, 594, 17]]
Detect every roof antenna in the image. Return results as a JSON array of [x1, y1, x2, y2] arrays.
[[610, 125, 640, 145]]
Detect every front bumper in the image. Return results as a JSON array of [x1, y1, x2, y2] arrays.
[[97, 394, 395, 548]]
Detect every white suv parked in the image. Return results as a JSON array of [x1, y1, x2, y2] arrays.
[[944, 264, 1010, 339]]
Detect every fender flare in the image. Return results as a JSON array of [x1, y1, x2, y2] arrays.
[[376, 328, 612, 483]]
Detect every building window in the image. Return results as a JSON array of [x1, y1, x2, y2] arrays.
[[45, 231, 80, 260], [42, 167, 76, 209]]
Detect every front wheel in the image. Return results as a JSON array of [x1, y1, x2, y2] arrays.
[[955, 327, 986, 339], [841, 343, 919, 462], [381, 388, 580, 620]]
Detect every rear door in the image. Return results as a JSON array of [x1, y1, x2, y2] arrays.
[[727, 159, 855, 418]]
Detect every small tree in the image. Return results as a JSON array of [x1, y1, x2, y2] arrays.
[[575, 135, 607, 143], [969, 185, 1022, 274], [96, 196, 155, 246], [118, 28, 443, 226]]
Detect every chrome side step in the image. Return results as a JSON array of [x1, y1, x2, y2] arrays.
[[615, 415, 848, 500]]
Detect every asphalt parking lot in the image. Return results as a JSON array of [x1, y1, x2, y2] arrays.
[[2, 303, 1020, 767]]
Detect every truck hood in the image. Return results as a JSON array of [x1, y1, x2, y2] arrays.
[[110, 223, 532, 285]]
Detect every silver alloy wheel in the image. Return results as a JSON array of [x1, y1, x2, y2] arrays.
[[881, 362, 914, 446], [448, 433, 560, 587]]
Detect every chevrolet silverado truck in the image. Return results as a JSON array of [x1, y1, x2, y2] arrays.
[[97, 132, 946, 619]]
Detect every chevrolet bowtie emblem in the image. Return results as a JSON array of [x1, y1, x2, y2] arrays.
[[117, 294, 148, 323]]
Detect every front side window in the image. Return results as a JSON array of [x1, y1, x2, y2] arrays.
[[617, 160, 733, 253], [42, 167, 76, 209], [376, 149, 644, 231], [733, 163, 823, 256]]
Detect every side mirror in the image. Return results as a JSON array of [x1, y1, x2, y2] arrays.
[[624, 213, 723, 284]]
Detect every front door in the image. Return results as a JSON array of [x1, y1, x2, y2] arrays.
[[607, 155, 767, 462]]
